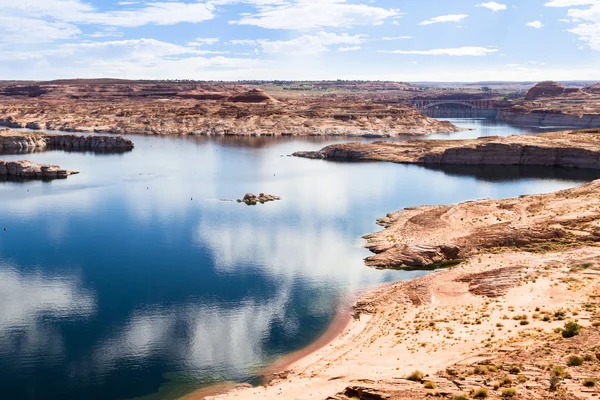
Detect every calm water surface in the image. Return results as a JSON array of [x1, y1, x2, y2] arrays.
[[0, 119, 597, 400]]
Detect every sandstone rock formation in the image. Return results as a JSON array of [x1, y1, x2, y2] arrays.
[[294, 129, 600, 169], [0, 80, 460, 137], [0, 129, 134, 153], [0, 160, 77, 179], [587, 83, 600, 94], [524, 81, 580, 100], [237, 193, 281, 205], [230, 88, 279, 104]]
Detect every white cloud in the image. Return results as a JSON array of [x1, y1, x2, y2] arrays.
[[546, 1, 600, 50], [229, 0, 400, 30], [382, 46, 498, 56], [526, 20, 544, 28], [187, 37, 220, 46], [382, 36, 413, 40], [476, 2, 508, 12], [419, 14, 468, 25], [545, 0, 597, 6], [339, 45, 361, 51], [0, 38, 266, 80], [228, 32, 367, 55], [0, 16, 80, 44]]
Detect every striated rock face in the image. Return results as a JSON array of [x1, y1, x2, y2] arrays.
[[237, 193, 281, 205], [0, 129, 134, 153], [0, 160, 77, 179], [525, 81, 580, 100], [293, 129, 600, 169]]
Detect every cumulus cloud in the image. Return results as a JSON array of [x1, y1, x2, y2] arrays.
[[526, 20, 544, 28], [476, 2, 508, 12], [187, 37, 220, 46], [418, 14, 468, 25], [229, 0, 400, 30], [382, 46, 498, 56], [545, 0, 597, 6]]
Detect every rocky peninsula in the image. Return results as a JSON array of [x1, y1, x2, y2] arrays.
[[293, 129, 600, 169], [0, 160, 77, 179], [0, 129, 134, 153]]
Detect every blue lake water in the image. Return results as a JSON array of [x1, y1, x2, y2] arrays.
[[0, 119, 598, 400]]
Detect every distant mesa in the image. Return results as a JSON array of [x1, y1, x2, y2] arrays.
[[229, 88, 279, 104], [587, 83, 600, 94], [237, 193, 281, 205], [525, 81, 580, 100]]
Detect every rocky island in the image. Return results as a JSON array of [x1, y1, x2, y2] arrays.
[[0, 129, 134, 153], [0, 160, 77, 179], [237, 193, 281, 205]]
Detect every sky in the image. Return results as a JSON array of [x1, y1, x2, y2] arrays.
[[1, 0, 599, 81]]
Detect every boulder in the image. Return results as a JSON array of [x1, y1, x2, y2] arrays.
[[237, 193, 281, 205]]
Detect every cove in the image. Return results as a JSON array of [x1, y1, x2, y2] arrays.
[[0, 119, 597, 400]]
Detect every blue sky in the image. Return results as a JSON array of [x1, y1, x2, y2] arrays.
[[1, 0, 599, 81]]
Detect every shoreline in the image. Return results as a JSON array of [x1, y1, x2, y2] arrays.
[[179, 296, 357, 400], [204, 178, 600, 399]]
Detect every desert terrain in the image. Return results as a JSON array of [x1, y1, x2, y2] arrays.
[[0, 80, 458, 137]]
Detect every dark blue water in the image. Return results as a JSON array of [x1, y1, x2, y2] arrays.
[[0, 119, 597, 400]]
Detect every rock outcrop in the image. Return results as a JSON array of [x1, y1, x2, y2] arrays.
[[0, 160, 77, 179], [0, 129, 134, 153], [237, 193, 281, 205], [293, 129, 600, 169], [525, 81, 580, 100], [230, 88, 279, 104]]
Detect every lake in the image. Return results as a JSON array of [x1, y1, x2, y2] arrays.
[[0, 119, 597, 400]]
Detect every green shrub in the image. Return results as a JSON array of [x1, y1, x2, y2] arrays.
[[453, 395, 468, 400], [520, 320, 530, 326], [567, 355, 584, 366], [407, 370, 424, 382], [423, 381, 436, 389], [502, 388, 517, 398], [517, 374, 528, 383], [552, 366, 566, 377], [562, 321, 581, 338], [473, 388, 489, 399]]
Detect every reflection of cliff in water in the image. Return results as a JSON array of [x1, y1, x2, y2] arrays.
[[424, 164, 600, 183]]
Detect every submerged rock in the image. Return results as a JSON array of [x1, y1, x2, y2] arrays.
[[237, 193, 281, 205]]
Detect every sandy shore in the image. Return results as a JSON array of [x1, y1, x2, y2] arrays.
[[193, 179, 600, 400]]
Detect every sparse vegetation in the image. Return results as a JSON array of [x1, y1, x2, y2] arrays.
[[567, 355, 584, 366], [473, 387, 489, 398], [561, 321, 581, 338], [501, 388, 517, 398], [407, 370, 424, 382], [423, 380, 436, 389]]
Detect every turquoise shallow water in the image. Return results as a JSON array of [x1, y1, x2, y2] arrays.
[[0, 119, 597, 400]]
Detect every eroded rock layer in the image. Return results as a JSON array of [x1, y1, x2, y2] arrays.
[[293, 129, 600, 169], [0, 129, 134, 153], [0, 160, 77, 179]]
